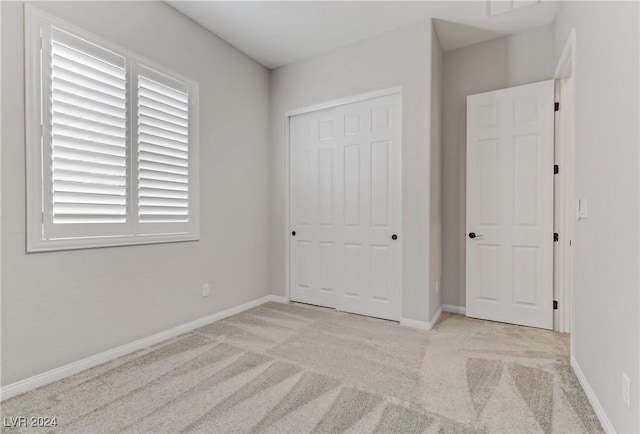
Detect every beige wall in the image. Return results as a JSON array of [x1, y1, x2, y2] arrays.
[[554, 2, 640, 432], [1, 1, 271, 385], [440, 25, 555, 307], [429, 26, 443, 319], [269, 21, 435, 322]]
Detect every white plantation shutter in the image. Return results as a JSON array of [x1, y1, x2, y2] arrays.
[[136, 67, 191, 226], [26, 6, 199, 251], [44, 28, 129, 239]]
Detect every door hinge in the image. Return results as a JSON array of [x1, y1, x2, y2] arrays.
[[554, 102, 560, 111], [554, 233, 559, 242], [554, 164, 559, 174], [553, 300, 558, 310]]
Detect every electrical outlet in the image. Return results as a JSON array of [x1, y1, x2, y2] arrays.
[[622, 373, 631, 407], [202, 284, 210, 298]]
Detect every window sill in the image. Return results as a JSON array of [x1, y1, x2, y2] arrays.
[[27, 232, 200, 253]]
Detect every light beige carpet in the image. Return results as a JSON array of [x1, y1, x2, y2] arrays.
[[1, 302, 602, 433]]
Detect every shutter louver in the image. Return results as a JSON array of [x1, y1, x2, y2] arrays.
[[50, 29, 128, 224], [137, 73, 190, 223]]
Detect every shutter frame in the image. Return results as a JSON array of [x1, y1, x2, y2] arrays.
[[44, 25, 130, 240], [25, 5, 199, 251], [135, 63, 198, 236]]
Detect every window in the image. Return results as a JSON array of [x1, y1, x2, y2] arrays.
[[25, 6, 199, 251]]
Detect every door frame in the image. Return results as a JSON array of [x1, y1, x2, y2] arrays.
[[284, 86, 403, 306], [553, 29, 576, 334]]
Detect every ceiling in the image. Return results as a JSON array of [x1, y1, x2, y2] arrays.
[[168, 1, 559, 69]]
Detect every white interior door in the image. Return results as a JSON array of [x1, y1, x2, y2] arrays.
[[466, 80, 554, 330], [289, 92, 401, 321]]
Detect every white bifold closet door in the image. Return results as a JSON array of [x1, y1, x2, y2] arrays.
[[289, 93, 401, 321]]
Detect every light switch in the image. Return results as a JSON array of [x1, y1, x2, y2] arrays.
[[576, 199, 588, 220]]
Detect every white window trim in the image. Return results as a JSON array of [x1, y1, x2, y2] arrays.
[[25, 5, 200, 252]]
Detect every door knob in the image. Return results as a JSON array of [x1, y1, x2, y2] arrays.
[[469, 232, 478, 239], [291, 231, 296, 236], [391, 234, 398, 240]]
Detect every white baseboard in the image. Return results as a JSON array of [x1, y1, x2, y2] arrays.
[[400, 307, 442, 331], [264, 294, 289, 304], [442, 304, 466, 315], [571, 356, 616, 433], [430, 307, 442, 328], [400, 317, 431, 331], [0, 294, 286, 401]]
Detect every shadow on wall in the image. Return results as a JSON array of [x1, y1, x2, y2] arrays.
[[433, 20, 505, 52]]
